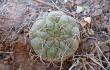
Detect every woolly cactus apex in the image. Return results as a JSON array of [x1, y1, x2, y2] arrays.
[[29, 11, 80, 62]]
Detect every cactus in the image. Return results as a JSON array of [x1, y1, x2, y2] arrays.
[[29, 11, 80, 62]]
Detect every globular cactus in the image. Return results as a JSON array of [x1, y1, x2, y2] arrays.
[[29, 11, 80, 62]]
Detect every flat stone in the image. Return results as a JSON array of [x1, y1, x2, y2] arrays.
[[75, 0, 83, 5], [92, 9, 103, 16], [76, 5, 84, 13]]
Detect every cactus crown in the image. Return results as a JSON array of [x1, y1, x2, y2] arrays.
[[29, 11, 80, 62]]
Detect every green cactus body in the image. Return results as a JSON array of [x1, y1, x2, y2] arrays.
[[29, 11, 80, 62]]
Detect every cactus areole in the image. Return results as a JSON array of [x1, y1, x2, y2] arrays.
[[29, 11, 80, 62]]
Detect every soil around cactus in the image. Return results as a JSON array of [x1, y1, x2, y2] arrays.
[[0, 0, 110, 70], [29, 11, 80, 62]]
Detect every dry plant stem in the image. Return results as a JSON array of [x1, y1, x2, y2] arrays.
[[95, 43, 110, 66], [59, 48, 68, 70], [98, 40, 110, 46], [51, 0, 60, 10], [86, 62, 95, 70], [69, 58, 80, 70], [0, 51, 14, 54], [97, 47, 103, 65], [69, 63, 77, 70], [86, 54, 106, 70], [39, 55, 45, 64], [33, 0, 75, 17], [18, 64, 22, 70], [2, 26, 14, 43], [83, 61, 87, 70], [33, 0, 57, 9]]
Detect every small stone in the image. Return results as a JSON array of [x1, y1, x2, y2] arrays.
[[87, 29, 94, 36], [94, 4, 100, 9], [76, 5, 84, 13], [64, 0, 68, 3], [84, 17, 91, 23], [92, 9, 103, 16], [75, 0, 83, 5], [104, 16, 109, 21]]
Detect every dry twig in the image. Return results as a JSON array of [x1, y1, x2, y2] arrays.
[[33, 0, 75, 17], [0, 51, 14, 54], [33, 0, 57, 9]]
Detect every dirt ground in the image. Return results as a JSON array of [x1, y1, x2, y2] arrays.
[[0, 0, 110, 70]]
